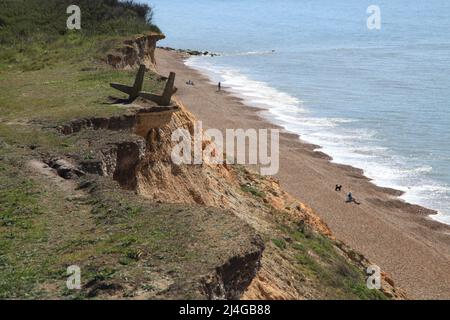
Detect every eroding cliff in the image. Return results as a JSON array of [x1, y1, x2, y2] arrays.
[[201, 237, 265, 300], [106, 33, 166, 71], [55, 95, 405, 299], [48, 35, 407, 299]]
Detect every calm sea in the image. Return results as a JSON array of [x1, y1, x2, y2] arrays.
[[147, 0, 450, 224]]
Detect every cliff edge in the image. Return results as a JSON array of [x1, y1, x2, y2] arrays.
[[0, 30, 406, 299], [106, 33, 166, 71]]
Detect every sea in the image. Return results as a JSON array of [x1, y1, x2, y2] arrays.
[[147, 0, 450, 225]]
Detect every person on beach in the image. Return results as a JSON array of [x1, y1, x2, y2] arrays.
[[218, 82, 221, 92], [346, 192, 361, 205], [346, 192, 353, 203]]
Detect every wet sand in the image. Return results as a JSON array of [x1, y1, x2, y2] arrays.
[[155, 48, 450, 299]]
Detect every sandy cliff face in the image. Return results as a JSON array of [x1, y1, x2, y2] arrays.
[[55, 104, 266, 299], [133, 103, 406, 299], [106, 33, 166, 71]]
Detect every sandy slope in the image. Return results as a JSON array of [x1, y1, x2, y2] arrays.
[[155, 48, 450, 299]]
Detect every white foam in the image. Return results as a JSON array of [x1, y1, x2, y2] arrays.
[[185, 56, 450, 225], [221, 51, 277, 57], [431, 212, 450, 225]]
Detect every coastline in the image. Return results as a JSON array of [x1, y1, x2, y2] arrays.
[[155, 48, 450, 299]]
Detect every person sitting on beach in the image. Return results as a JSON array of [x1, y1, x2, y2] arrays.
[[335, 184, 342, 191], [346, 192, 361, 205], [346, 192, 353, 203]]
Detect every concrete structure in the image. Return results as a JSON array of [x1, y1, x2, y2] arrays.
[[110, 64, 146, 101], [110, 66, 178, 106], [138, 72, 178, 106]]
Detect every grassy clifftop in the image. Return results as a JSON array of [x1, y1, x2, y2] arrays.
[[0, 0, 160, 71]]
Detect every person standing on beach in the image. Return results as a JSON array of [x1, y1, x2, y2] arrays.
[[218, 82, 221, 92]]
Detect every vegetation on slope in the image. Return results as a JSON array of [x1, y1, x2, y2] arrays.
[[0, 0, 159, 71]]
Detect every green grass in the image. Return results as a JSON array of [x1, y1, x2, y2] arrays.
[[272, 238, 287, 250], [0, 177, 42, 229], [286, 226, 387, 300], [0, 160, 54, 298], [0, 58, 163, 123], [241, 184, 265, 198], [0, 33, 164, 160]]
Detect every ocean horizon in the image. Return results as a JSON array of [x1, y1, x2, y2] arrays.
[[148, 0, 450, 224]]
